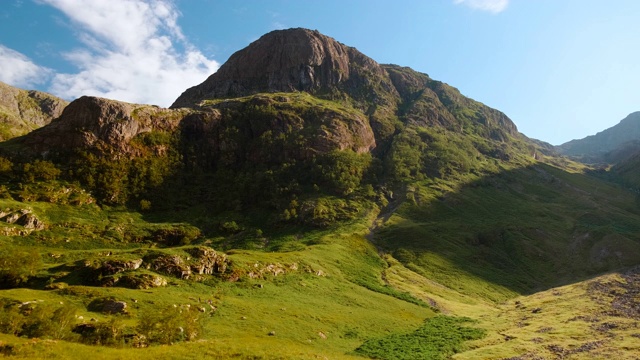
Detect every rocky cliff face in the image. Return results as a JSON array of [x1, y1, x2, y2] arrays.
[[0, 81, 68, 140], [172, 28, 521, 149], [557, 112, 640, 163], [20, 96, 190, 155], [17, 92, 375, 167], [9, 28, 534, 185], [172, 28, 391, 107]]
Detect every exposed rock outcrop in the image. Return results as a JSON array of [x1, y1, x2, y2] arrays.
[[149, 254, 192, 279], [172, 28, 391, 107], [19, 96, 191, 155], [171, 28, 520, 147], [186, 247, 228, 275], [0, 208, 45, 231], [101, 299, 127, 314], [99, 258, 144, 275], [119, 274, 167, 289]]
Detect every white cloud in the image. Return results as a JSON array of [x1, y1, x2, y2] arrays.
[[40, 0, 219, 107], [0, 45, 51, 88], [454, 0, 509, 13], [272, 21, 286, 30]]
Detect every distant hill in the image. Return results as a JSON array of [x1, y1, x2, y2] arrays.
[[556, 111, 640, 163], [0, 81, 68, 140]]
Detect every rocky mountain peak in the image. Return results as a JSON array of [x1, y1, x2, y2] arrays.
[[171, 28, 386, 108]]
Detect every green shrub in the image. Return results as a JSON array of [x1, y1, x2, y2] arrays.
[[136, 305, 204, 345], [0, 247, 42, 288], [315, 150, 372, 195], [0, 300, 76, 340], [153, 225, 202, 246], [21, 160, 61, 183], [75, 317, 128, 346]]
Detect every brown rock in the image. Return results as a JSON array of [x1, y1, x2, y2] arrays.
[[100, 258, 143, 275], [20, 96, 192, 154], [150, 254, 192, 279], [102, 299, 127, 314], [172, 28, 389, 107]]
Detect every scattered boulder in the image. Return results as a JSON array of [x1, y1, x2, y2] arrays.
[[102, 300, 127, 314], [186, 246, 228, 274], [19, 213, 45, 230], [89, 298, 128, 314]]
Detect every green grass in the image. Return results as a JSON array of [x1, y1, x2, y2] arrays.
[[355, 316, 485, 360], [375, 163, 640, 303], [0, 202, 443, 358]]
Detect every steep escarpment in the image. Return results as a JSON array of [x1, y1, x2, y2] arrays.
[[19, 96, 191, 155], [173, 28, 524, 156], [5, 28, 537, 216], [171, 28, 393, 106], [0, 81, 68, 140]]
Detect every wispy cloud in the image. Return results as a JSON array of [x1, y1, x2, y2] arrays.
[[0, 45, 51, 88], [454, 0, 509, 13], [272, 21, 286, 30], [39, 0, 219, 107]]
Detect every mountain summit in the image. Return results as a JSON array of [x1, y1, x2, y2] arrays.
[[171, 28, 387, 107], [172, 28, 520, 150]]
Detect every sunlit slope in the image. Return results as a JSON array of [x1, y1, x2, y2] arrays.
[[376, 163, 640, 302]]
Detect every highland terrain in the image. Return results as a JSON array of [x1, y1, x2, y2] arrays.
[[0, 28, 640, 359]]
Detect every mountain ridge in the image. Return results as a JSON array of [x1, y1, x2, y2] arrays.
[[557, 111, 640, 162], [0, 81, 68, 140]]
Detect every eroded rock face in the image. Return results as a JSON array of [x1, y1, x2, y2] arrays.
[[100, 259, 144, 275], [181, 95, 376, 165], [171, 28, 391, 108], [21, 96, 191, 154]]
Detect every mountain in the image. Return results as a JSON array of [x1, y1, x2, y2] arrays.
[[0, 81, 68, 140], [1, 28, 640, 359], [173, 28, 520, 150], [7, 28, 539, 217], [557, 111, 640, 163]]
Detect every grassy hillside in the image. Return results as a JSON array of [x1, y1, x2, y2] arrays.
[[1, 153, 640, 358], [377, 163, 640, 300]]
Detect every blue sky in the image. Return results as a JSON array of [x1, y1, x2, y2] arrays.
[[1, 0, 638, 145]]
